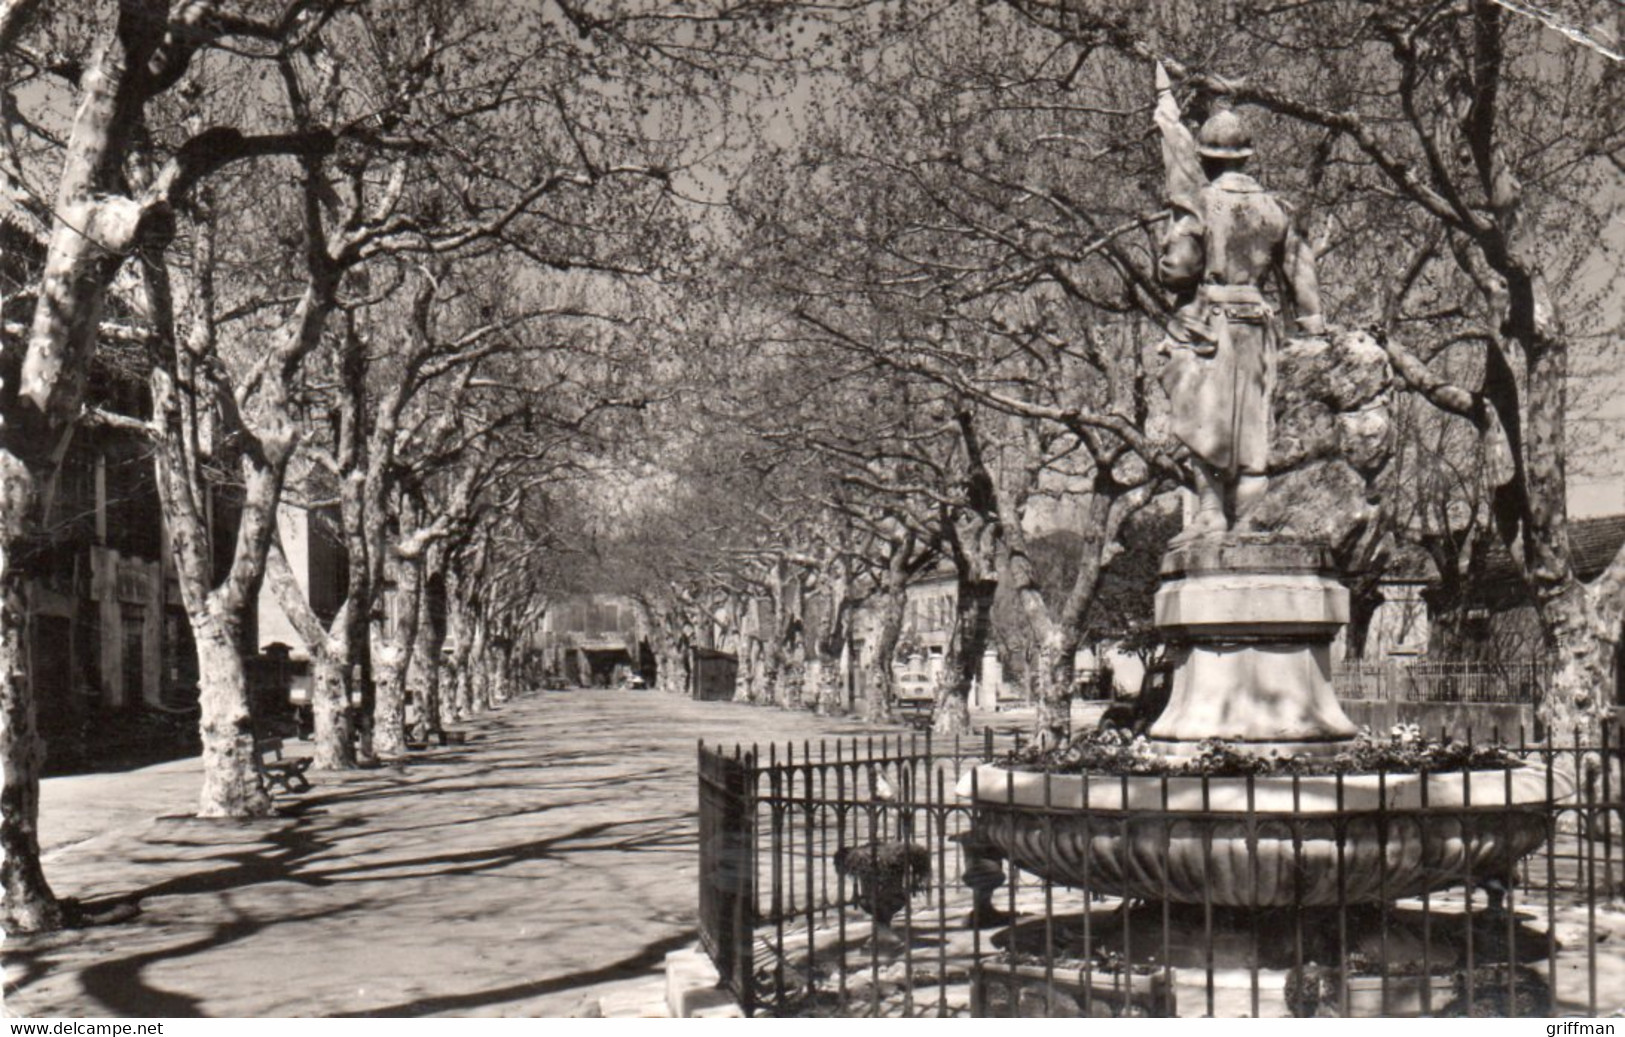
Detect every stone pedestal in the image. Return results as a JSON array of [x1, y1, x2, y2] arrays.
[[1148, 538, 1357, 755]]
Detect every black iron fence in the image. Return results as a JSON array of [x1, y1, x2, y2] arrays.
[[696, 728, 1625, 1018], [698, 744, 756, 999], [1334, 658, 1551, 705]]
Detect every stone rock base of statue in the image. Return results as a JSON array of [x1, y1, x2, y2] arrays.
[[1148, 536, 1357, 757]]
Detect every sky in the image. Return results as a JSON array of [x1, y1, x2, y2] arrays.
[[1563, 182, 1625, 518]]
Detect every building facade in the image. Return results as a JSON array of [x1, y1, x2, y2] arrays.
[[25, 415, 238, 755], [255, 504, 347, 658], [535, 594, 651, 686]]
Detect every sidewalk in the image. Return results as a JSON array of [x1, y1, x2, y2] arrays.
[[38, 756, 205, 860], [5, 689, 948, 1018]]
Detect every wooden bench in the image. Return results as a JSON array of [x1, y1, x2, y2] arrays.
[[256, 737, 313, 794]]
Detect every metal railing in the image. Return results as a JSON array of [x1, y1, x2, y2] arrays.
[[698, 744, 757, 1005], [696, 727, 1624, 1018], [1334, 659, 1551, 705]]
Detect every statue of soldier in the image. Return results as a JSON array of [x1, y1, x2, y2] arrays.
[[1153, 64, 1326, 544]]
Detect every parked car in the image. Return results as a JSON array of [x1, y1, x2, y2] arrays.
[[896, 673, 933, 701]]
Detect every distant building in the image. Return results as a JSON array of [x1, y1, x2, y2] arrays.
[[255, 504, 347, 657], [1332, 518, 1625, 708], [536, 595, 651, 686], [849, 571, 1012, 708], [1437, 514, 1625, 673], [900, 572, 958, 662], [31, 422, 170, 716], [6, 216, 258, 749], [26, 374, 250, 737], [1360, 543, 1437, 662]]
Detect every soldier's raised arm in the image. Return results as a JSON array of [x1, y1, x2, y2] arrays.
[[1154, 61, 1204, 210]]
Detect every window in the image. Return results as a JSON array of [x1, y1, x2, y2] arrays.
[[122, 609, 145, 704]]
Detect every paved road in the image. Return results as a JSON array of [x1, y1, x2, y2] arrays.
[[7, 688, 935, 1017]]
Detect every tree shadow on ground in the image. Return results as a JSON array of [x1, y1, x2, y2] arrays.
[[336, 929, 700, 1017], [14, 809, 698, 1016], [75, 901, 377, 1017], [344, 800, 593, 842], [0, 947, 58, 995], [310, 813, 697, 882], [70, 809, 699, 909], [21, 692, 840, 1017]]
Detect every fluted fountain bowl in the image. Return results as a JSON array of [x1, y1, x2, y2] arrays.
[[957, 765, 1566, 907]]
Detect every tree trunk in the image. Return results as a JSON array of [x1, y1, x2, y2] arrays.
[[432, 571, 465, 724], [451, 657, 473, 716], [661, 637, 691, 696], [21, 5, 150, 426], [466, 615, 489, 711], [994, 429, 1066, 744], [758, 644, 780, 705], [930, 669, 971, 734], [1029, 638, 1069, 743], [733, 636, 759, 703], [3, 9, 169, 928], [480, 644, 499, 704], [371, 627, 407, 756], [933, 578, 995, 735], [811, 568, 851, 715], [166, 445, 291, 814], [194, 613, 271, 818], [414, 568, 449, 736], [371, 606, 410, 755], [1513, 303, 1613, 742], [769, 563, 808, 709], [631, 597, 683, 696], [778, 657, 806, 710], [751, 643, 770, 703], [309, 642, 354, 770], [935, 409, 1001, 734], [372, 542, 425, 755], [152, 369, 288, 818], [266, 537, 357, 771], [491, 635, 513, 703], [439, 657, 460, 725], [406, 629, 432, 737], [865, 583, 905, 724], [443, 587, 470, 718], [812, 654, 843, 714], [0, 451, 63, 933], [1539, 582, 1618, 740], [864, 540, 916, 725]]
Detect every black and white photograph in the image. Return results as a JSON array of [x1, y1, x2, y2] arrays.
[[1, 0, 1623, 1021]]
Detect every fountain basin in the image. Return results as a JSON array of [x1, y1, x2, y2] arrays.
[[957, 765, 1566, 907]]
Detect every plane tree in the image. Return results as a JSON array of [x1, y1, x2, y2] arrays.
[[0, 0, 777, 932]]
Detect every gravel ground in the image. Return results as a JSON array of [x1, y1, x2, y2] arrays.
[[6, 688, 935, 1017]]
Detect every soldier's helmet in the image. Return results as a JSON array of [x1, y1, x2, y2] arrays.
[[1196, 109, 1254, 160]]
